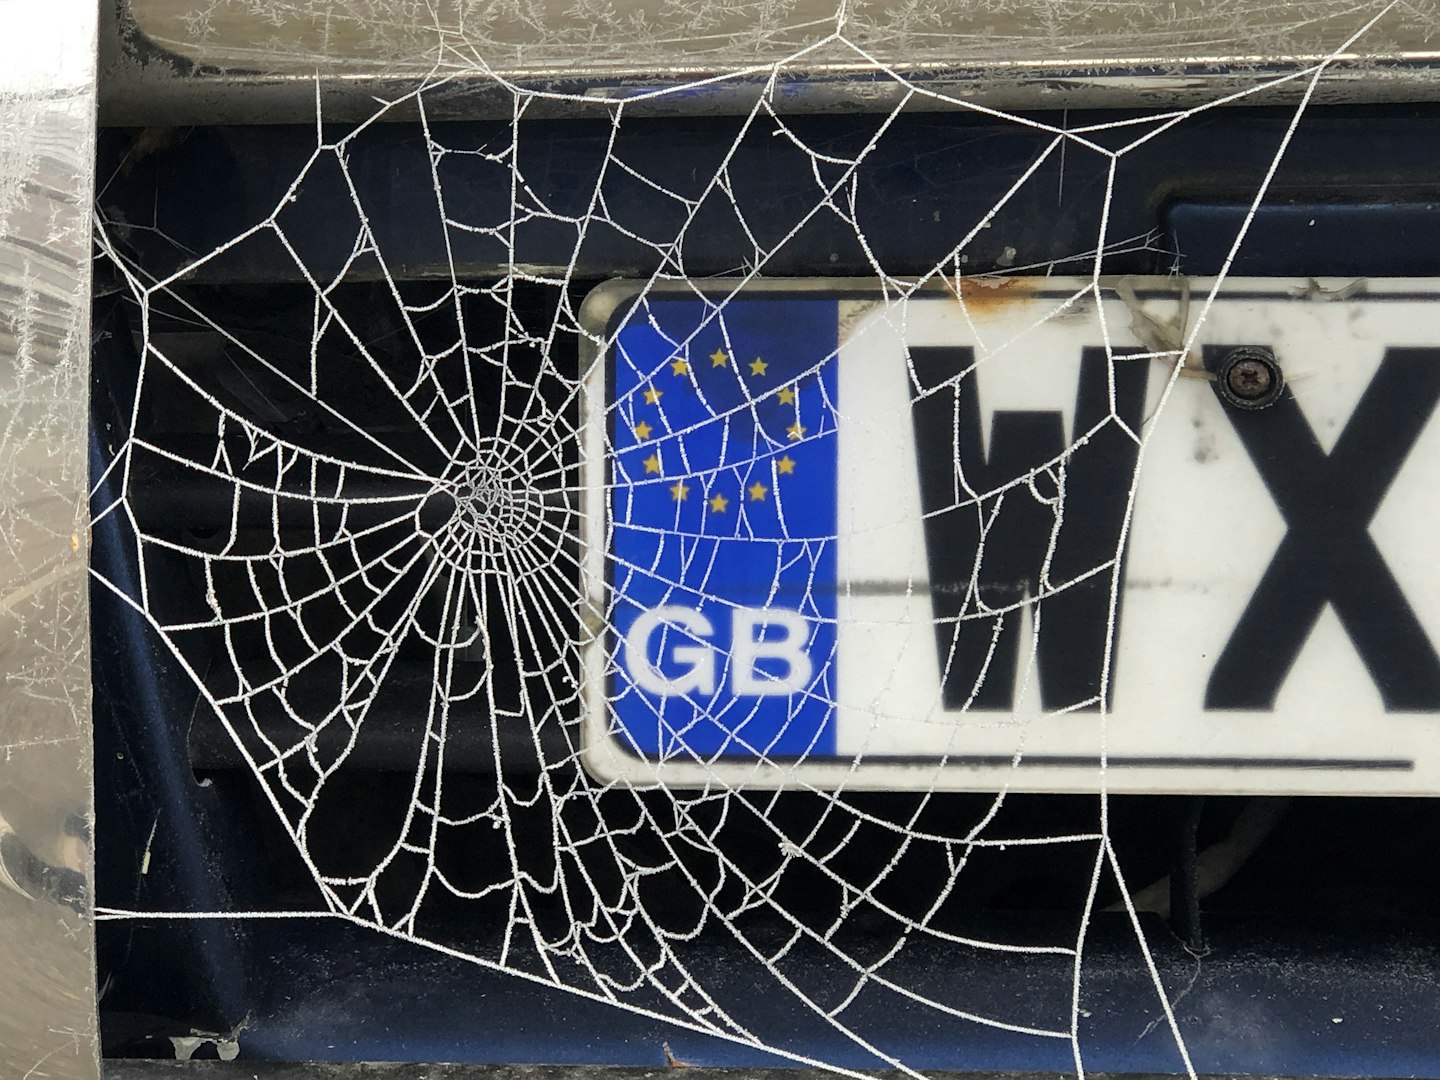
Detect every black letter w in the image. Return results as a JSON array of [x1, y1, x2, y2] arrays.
[[909, 348, 1148, 712]]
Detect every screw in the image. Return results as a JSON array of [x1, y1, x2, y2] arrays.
[[1217, 347, 1283, 410], [1227, 358, 1272, 399]]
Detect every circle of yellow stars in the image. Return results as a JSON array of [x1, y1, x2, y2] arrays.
[[628, 347, 807, 513]]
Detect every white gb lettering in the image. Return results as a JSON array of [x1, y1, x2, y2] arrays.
[[624, 605, 813, 697]]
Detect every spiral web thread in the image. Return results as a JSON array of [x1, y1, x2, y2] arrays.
[[90, 7, 1396, 1074]]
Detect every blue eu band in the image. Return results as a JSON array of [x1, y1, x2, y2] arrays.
[[608, 295, 840, 762]]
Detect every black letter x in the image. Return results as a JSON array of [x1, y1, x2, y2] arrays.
[[1206, 346, 1440, 711]]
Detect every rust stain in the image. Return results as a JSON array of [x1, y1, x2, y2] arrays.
[[662, 1042, 693, 1068], [942, 275, 1036, 319]]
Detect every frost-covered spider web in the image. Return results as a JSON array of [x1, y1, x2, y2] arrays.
[[92, 7, 1395, 1073]]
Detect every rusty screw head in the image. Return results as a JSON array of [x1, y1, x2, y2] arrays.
[[1217, 346, 1284, 410], [1227, 358, 1272, 398]]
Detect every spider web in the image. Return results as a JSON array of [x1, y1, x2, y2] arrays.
[[91, 7, 1395, 1073]]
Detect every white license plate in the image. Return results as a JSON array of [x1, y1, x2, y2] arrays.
[[580, 277, 1440, 795]]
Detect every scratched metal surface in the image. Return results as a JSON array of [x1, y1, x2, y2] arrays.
[[121, 0, 1440, 75], [99, 0, 1440, 125], [0, 0, 101, 1077]]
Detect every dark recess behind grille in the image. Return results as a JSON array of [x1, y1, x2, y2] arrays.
[[90, 108, 1440, 1072]]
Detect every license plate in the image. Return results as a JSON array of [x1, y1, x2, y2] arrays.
[[580, 277, 1440, 795]]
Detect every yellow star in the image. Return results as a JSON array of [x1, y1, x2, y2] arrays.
[[777, 455, 796, 475], [777, 385, 796, 405], [786, 421, 806, 441], [669, 480, 690, 501], [643, 386, 663, 405], [708, 492, 729, 513], [643, 453, 662, 474], [749, 357, 768, 377], [670, 358, 690, 376], [710, 348, 729, 368], [748, 480, 768, 502], [632, 420, 653, 441]]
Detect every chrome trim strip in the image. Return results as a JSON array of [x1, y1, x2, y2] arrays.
[[100, 0, 1440, 124]]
